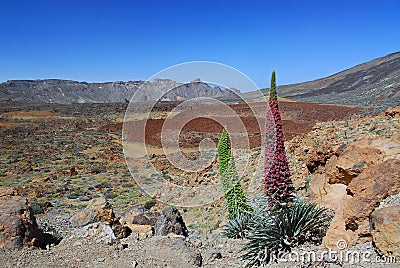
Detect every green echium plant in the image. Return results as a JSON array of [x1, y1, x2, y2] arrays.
[[218, 128, 250, 218], [217, 127, 231, 175]]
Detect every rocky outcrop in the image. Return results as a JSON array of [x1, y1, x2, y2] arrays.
[[325, 143, 384, 185], [385, 106, 400, 118], [65, 222, 118, 245], [0, 187, 55, 250], [155, 206, 189, 237], [290, 106, 400, 252], [320, 184, 358, 249], [120, 205, 188, 237], [306, 145, 335, 174], [344, 159, 400, 234], [69, 196, 127, 239], [70, 196, 115, 227], [370, 205, 400, 257], [120, 205, 160, 227]]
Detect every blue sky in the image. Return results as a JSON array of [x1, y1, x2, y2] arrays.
[[0, 0, 399, 90]]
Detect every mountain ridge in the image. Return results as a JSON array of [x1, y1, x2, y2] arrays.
[[0, 78, 234, 104], [1, 52, 399, 112], [243, 51, 400, 112]]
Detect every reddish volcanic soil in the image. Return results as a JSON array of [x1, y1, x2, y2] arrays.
[[100, 101, 361, 149]]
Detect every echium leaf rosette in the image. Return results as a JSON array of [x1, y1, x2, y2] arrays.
[[264, 71, 294, 209]]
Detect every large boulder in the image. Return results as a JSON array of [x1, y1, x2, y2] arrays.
[[120, 205, 188, 237], [370, 205, 400, 257], [120, 205, 160, 226], [0, 187, 55, 249], [69, 196, 127, 239], [69, 196, 115, 227], [344, 159, 400, 233], [155, 206, 188, 237], [65, 222, 118, 245], [325, 143, 383, 185]]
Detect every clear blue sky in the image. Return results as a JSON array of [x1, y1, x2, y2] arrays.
[[0, 0, 399, 90]]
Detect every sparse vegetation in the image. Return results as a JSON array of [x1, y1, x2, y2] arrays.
[[144, 199, 157, 209]]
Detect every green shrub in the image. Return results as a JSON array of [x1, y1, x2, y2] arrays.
[[95, 181, 111, 189], [90, 166, 101, 174], [144, 199, 157, 209], [217, 128, 231, 175], [30, 203, 44, 214], [66, 192, 80, 199]]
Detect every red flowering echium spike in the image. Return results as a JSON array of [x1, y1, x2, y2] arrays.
[[264, 72, 294, 209]]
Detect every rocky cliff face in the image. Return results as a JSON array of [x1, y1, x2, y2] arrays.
[[287, 106, 400, 255], [0, 79, 234, 104]]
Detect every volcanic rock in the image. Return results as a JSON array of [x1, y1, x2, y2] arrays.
[[0, 187, 55, 249], [370, 205, 400, 257]]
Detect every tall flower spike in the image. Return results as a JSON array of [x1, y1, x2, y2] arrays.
[[264, 71, 294, 209], [218, 127, 250, 218]]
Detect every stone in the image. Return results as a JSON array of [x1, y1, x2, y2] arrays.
[[208, 250, 222, 260], [167, 232, 185, 239], [0, 187, 56, 250], [326, 144, 383, 185], [69, 196, 128, 239], [306, 145, 334, 173], [66, 222, 117, 245], [120, 205, 160, 226], [370, 205, 400, 257], [344, 159, 400, 232], [155, 206, 188, 237], [308, 173, 326, 201], [385, 106, 400, 118], [121, 205, 188, 237], [69, 196, 115, 227], [320, 184, 358, 249], [126, 224, 153, 234]]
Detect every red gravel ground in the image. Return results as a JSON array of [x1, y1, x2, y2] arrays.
[[101, 101, 361, 149]]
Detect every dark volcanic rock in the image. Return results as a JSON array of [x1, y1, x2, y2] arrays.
[[0, 187, 56, 250], [120, 205, 188, 237], [155, 206, 189, 237]]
